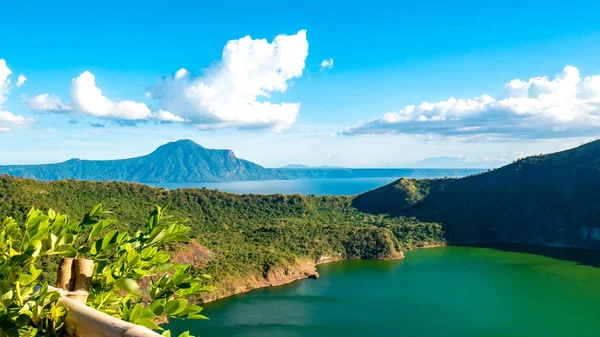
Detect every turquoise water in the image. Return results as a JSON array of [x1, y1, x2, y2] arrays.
[[167, 246, 600, 337], [152, 177, 399, 196]]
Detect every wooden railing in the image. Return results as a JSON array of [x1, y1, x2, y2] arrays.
[[55, 258, 162, 337]]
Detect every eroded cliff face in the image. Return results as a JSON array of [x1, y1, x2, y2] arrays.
[[197, 259, 319, 303], [168, 233, 405, 304], [197, 251, 405, 303]]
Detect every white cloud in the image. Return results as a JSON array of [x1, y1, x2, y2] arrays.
[[27, 93, 71, 111], [320, 58, 334, 70], [0, 59, 12, 105], [28, 71, 186, 123], [16, 74, 26, 87], [0, 59, 34, 132], [70, 71, 152, 120], [0, 110, 34, 132], [343, 66, 600, 139], [154, 109, 186, 122], [148, 30, 309, 131], [28, 31, 307, 130]]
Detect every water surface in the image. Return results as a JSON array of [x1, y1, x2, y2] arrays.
[[152, 177, 399, 196], [168, 246, 600, 337]]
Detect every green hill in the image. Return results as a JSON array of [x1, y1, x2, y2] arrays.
[[353, 140, 600, 249]]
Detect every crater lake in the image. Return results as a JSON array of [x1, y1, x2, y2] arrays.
[[167, 245, 600, 337]]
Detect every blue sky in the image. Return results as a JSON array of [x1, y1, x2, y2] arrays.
[[1, 0, 600, 167]]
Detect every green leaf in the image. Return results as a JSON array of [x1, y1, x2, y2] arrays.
[[17, 273, 36, 285], [150, 298, 166, 316], [101, 230, 119, 250], [178, 304, 203, 316], [148, 227, 167, 245], [141, 308, 156, 320], [89, 204, 103, 217], [115, 278, 141, 297], [129, 303, 143, 322], [88, 219, 117, 242], [164, 299, 187, 316], [197, 285, 217, 293], [136, 318, 162, 330]]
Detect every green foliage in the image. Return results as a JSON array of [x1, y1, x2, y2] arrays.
[[0, 202, 213, 337], [0, 175, 446, 306], [84, 203, 214, 332], [0, 207, 100, 337]]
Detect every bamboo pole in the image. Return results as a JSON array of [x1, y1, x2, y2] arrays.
[[59, 296, 162, 337], [73, 258, 94, 291], [56, 257, 74, 291], [56, 258, 95, 303], [55, 258, 163, 336]]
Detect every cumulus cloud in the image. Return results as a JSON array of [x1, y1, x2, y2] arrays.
[[27, 93, 70, 111], [154, 109, 186, 123], [28, 31, 308, 131], [148, 30, 309, 131], [0, 111, 34, 132], [342, 66, 600, 139], [28, 71, 184, 123], [70, 71, 152, 120], [0, 59, 34, 132], [16, 74, 26, 87], [0, 60, 12, 105], [320, 58, 334, 70]]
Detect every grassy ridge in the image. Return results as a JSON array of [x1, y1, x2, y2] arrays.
[[0, 176, 445, 289]]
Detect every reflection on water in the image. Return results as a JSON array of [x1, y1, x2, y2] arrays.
[[472, 242, 600, 268]]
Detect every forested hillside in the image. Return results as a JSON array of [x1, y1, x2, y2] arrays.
[[0, 175, 445, 300], [353, 139, 600, 249]]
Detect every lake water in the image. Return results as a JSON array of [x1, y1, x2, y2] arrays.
[[167, 245, 600, 337], [152, 177, 400, 196]]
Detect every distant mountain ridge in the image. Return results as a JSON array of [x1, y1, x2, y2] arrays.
[[281, 164, 346, 169], [0, 140, 483, 183]]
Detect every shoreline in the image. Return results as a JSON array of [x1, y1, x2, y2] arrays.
[[199, 244, 451, 304], [198, 252, 407, 304]]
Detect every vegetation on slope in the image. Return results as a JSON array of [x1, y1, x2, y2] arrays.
[[0, 176, 445, 299], [353, 139, 600, 249]]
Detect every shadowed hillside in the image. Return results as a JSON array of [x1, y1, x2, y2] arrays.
[[353, 139, 600, 249]]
